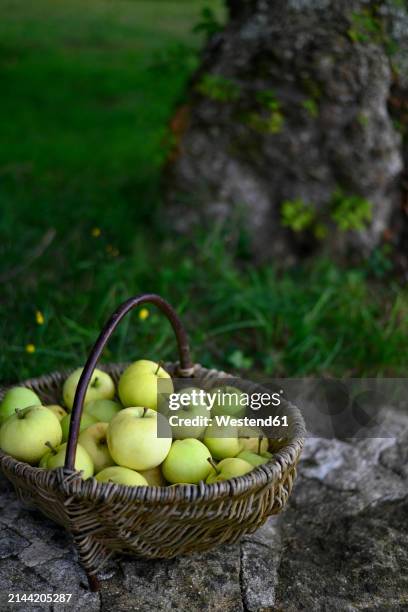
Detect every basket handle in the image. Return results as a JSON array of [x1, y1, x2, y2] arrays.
[[64, 293, 193, 471]]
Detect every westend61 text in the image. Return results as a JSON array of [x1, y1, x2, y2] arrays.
[[168, 414, 289, 428]]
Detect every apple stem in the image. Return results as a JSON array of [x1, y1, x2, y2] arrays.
[[15, 408, 25, 419], [257, 435, 264, 455], [45, 441, 57, 455], [155, 361, 164, 375], [207, 457, 219, 473], [91, 376, 99, 388], [142, 408, 148, 418]]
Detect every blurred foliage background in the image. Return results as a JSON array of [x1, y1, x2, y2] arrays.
[[1, 0, 407, 382]]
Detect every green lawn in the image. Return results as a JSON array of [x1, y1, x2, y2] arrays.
[[0, 0, 221, 246], [1, 0, 407, 383]]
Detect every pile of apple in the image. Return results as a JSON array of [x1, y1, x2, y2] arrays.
[[0, 360, 272, 487]]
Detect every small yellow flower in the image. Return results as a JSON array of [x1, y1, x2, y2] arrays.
[[139, 308, 149, 321], [91, 227, 101, 238], [35, 310, 44, 325], [26, 343, 36, 354]]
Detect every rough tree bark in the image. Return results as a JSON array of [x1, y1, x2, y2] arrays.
[[165, 0, 408, 263]]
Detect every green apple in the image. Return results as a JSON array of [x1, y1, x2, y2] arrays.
[[162, 439, 212, 484], [40, 442, 94, 478], [210, 385, 246, 418], [139, 466, 167, 486], [0, 406, 62, 464], [39, 453, 49, 468], [206, 457, 253, 484], [46, 405, 68, 422], [84, 399, 122, 423], [203, 424, 241, 459], [0, 387, 41, 425], [237, 449, 272, 467], [95, 466, 148, 486], [60, 412, 97, 442], [118, 360, 173, 411], [62, 367, 115, 410], [167, 387, 210, 440], [107, 407, 172, 470], [78, 422, 115, 473], [238, 425, 269, 454]]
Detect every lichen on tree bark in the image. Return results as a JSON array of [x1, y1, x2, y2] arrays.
[[165, 0, 408, 263]]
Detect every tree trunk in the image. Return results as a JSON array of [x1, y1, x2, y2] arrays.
[[165, 0, 408, 263]]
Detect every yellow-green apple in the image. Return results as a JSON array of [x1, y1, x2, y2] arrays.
[[237, 449, 272, 467], [166, 387, 210, 439], [107, 407, 172, 470], [78, 422, 115, 473], [62, 368, 115, 410], [210, 385, 246, 418], [139, 466, 167, 486], [0, 387, 41, 425], [203, 424, 241, 459], [162, 439, 212, 484], [0, 406, 62, 464], [60, 412, 97, 442], [84, 399, 122, 423], [238, 425, 268, 454], [95, 466, 148, 486], [40, 442, 93, 478], [118, 360, 173, 411], [206, 457, 253, 484], [46, 405, 68, 422]]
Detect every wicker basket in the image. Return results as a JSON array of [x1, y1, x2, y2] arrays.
[[0, 294, 305, 591]]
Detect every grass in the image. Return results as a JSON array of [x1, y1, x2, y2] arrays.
[[0, 0, 407, 384], [1, 227, 408, 383], [0, 0, 222, 256]]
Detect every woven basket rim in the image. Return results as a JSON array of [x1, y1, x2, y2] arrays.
[[0, 364, 305, 504]]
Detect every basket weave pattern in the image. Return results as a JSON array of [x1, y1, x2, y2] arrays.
[[0, 295, 304, 588], [0, 363, 304, 576]]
